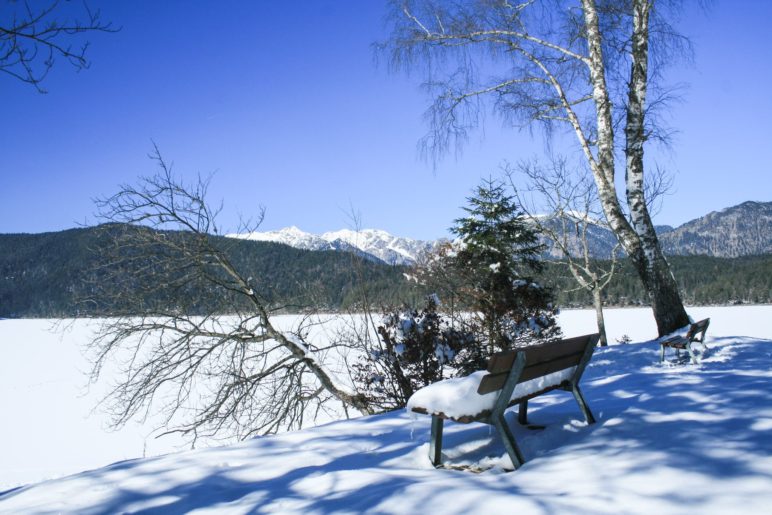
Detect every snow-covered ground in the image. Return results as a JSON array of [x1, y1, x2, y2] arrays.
[[1, 306, 770, 513]]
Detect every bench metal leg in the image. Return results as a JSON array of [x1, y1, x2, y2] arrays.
[[518, 400, 528, 425], [571, 384, 596, 424], [493, 415, 525, 470], [660, 344, 666, 362], [687, 343, 699, 364], [429, 415, 443, 467]]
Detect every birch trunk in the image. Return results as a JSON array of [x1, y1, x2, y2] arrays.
[[624, 0, 689, 335], [583, 0, 689, 336], [592, 288, 608, 347]]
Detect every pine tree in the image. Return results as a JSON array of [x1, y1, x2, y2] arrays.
[[449, 178, 559, 371]]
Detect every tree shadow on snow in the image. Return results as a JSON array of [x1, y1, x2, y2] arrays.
[[2, 336, 770, 514]]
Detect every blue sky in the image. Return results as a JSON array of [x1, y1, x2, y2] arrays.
[[1, 1, 770, 240]]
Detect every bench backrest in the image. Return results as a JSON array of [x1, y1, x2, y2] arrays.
[[686, 318, 710, 342], [477, 334, 600, 395]]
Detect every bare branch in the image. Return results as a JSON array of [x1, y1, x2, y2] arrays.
[[505, 155, 618, 345], [87, 148, 371, 442], [0, 1, 116, 92]]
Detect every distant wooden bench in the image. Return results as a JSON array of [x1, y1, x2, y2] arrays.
[[408, 334, 600, 470], [660, 318, 710, 364]]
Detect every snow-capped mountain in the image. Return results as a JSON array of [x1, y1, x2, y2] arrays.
[[228, 226, 352, 253], [228, 226, 438, 266], [227, 201, 771, 264]]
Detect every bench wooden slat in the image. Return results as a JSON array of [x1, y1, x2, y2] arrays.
[[661, 338, 688, 349], [478, 351, 582, 394], [486, 334, 593, 374], [686, 318, 710, 340]]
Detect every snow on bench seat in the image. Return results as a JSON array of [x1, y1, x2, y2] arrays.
[[407, 367, 576, 422]]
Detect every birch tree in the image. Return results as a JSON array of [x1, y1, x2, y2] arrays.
[[87, 147, 370, 440], [385, 0, 691, 335]]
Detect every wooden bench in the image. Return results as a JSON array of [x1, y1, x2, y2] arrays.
[[660, 318, 710, 364], [408, 333, 600, 470]]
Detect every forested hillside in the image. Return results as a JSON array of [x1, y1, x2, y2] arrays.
[[0, 226, 769, 318], [546, 256, 772, 307], [659, 201, 772, 257], [0, 226, 419, 318]]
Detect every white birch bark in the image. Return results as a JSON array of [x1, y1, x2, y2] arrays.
[[580, 0, 642, 257], [582, 0, 689, 335]]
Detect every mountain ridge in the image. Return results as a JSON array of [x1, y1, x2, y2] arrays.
[[228, 226, 439, 266], [228, 200, 771, 264], [659, 201, 772, 258]]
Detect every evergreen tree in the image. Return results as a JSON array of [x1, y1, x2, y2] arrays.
[[449, 179, 559, 371]]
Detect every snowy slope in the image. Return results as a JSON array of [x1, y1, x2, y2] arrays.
[[228, 227, 437, 265], [1, 307, 771, 513]]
